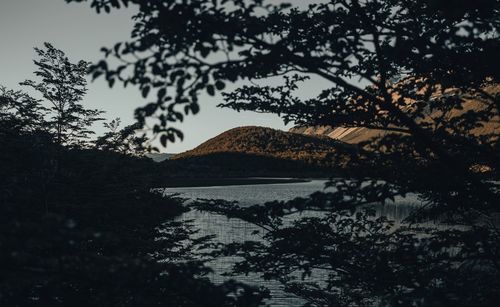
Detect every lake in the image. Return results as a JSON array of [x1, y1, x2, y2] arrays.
[[161, 179, 424, 306]]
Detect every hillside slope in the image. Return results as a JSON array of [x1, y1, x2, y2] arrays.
[[291, 84, 499, 144], [168, 126, 354, 177], [173, 126, 350, 163]]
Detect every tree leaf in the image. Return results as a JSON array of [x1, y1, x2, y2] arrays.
[[142, 86, 150, 98], [215, 81, 225, 90], [160, 134, 168, 147], [157, 88, 167, 100], [207, 85, 215, 96]]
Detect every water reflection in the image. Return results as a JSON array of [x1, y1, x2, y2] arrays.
[[162, 180, 424, 306]]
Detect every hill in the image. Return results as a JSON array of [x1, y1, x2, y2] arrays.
[[167, 126, 354, 177], [173, 126, 350, 163], [289, 125, 391, 145], [291, 84, 500, 145]]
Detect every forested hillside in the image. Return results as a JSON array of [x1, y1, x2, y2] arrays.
[[163, 126, 358, 177], [173, 126, 353, 165]]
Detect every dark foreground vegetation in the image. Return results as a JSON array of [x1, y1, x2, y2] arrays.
[[2, 0, 500, 306], [0, 142, 268, 305], [68, 0, 499, 305], [0, 45, 267, 305]]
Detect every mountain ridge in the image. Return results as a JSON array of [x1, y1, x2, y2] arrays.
[[290, 84, 500, 144]]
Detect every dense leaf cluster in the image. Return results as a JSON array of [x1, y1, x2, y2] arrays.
[[20, 42, 105, 147], [0, 45, 267, 305], [56, 0, 500, 305]]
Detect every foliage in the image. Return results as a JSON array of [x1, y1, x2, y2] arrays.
[[95, 117, 149, 155], [0, 116, 268, 306], [67, 0, 498, 149], [1, 47, 268, 305], [63, 0, 500, 305], [0, 157, 268, 306], [196, 200, 500, 306], [0, 85, 56, 209], [21, 42, 105, 147], [0, 85, 47, 133]]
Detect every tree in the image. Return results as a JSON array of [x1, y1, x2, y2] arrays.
[[67, 0, 500, 305], [21, 42, 104, 147], [67, 0, 499, 153], [0, 85, 47, 134], [95, 117, 149, 155], [1, 71, 268, 307], [0, 86, 54, 207]]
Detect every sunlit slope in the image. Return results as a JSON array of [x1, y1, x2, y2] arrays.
[[173, 126, 349, 162], [291, 84, 499, 145]]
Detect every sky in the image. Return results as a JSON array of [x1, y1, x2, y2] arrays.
[[0, 0, 332, 153]]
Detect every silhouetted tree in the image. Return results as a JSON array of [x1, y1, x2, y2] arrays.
[[0, 85, 57, 209], [95, 117, 148, 155], [67, 0, 500, 305], [68, 0, 499, 153], [0, 85, 47, 133], [1, 45, 269, 305], [21, 42, 104, 147]]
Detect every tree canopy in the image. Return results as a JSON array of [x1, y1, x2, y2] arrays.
[[1, 43, 268, 306], [21, 42, 105, 147], [68, 0, 498, 150], [63, 0, 500, 305], [68, 0, 500, 216]]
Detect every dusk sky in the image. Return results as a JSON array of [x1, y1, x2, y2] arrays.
[[0, 0, 333, 153]]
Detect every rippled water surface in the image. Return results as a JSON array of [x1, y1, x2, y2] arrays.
[[162, 180, 423, 306]]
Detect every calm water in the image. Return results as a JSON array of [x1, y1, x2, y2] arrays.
[[161, 180, 423, 306]]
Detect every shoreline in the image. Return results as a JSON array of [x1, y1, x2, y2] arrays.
[[161, 177, 312, 188]]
